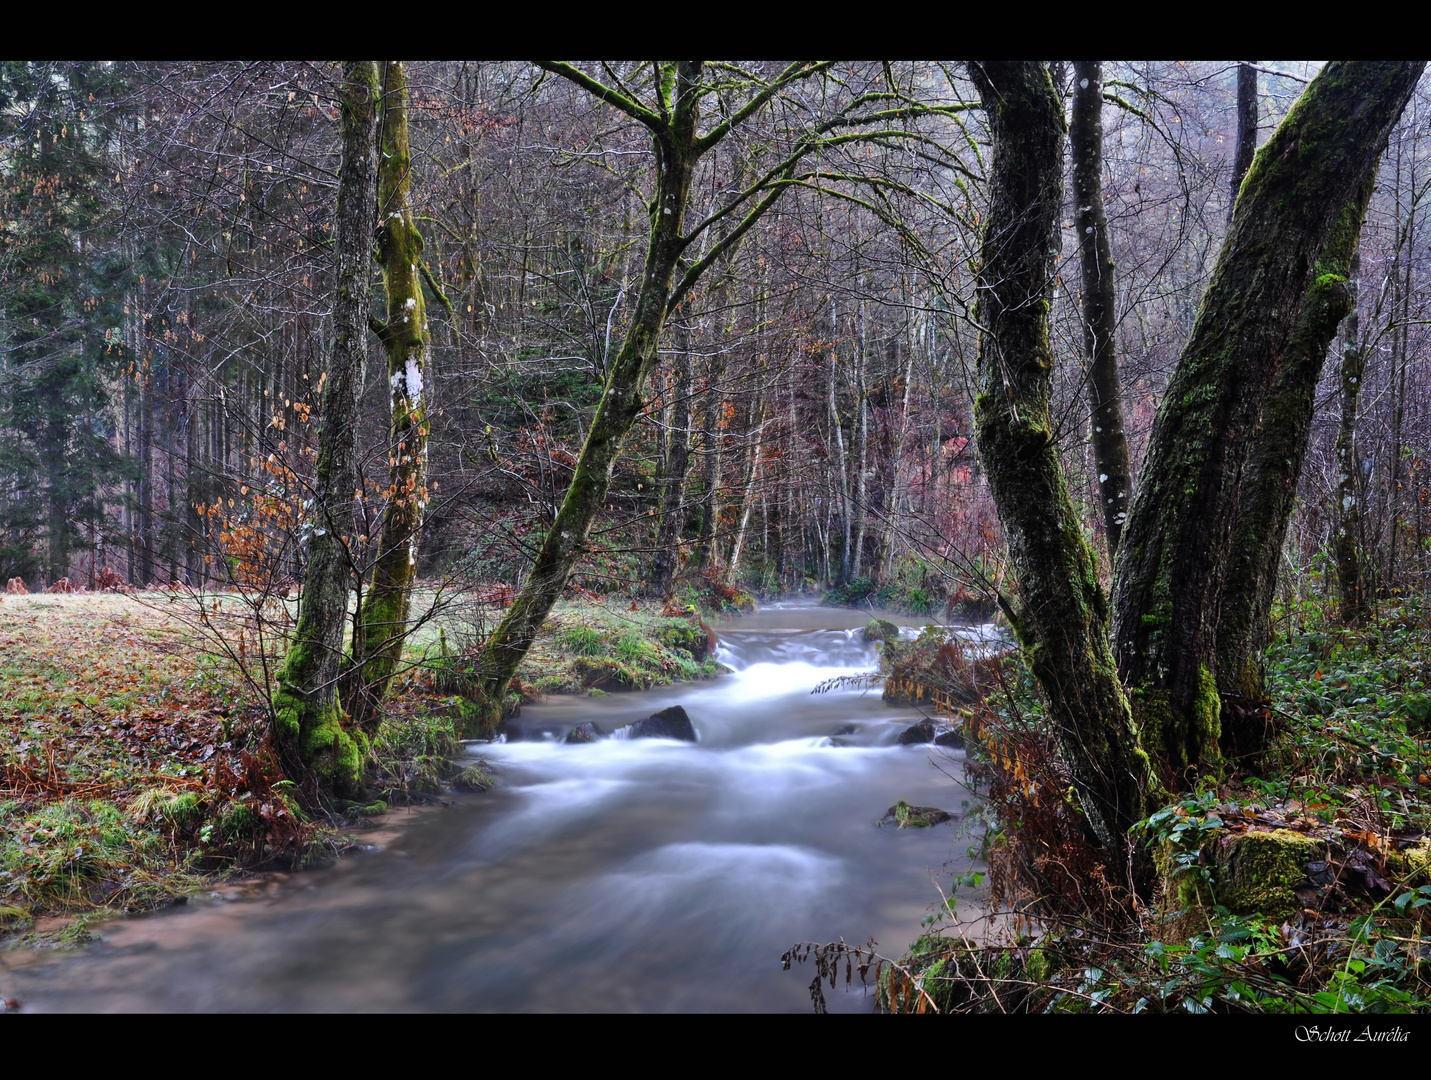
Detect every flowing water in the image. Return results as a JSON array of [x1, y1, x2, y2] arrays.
[[2, 603, 995, 1012]]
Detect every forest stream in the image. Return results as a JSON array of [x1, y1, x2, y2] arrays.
[[2, 604, 992, 1012]]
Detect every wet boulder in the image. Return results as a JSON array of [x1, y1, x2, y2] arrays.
[[564, 722, 603, 744], [934, 729, 965, 750], [623, 705, 698, 742], [862, 618, 901, 643], [884, 800, 953, 828], [897, 719, 937, 745]]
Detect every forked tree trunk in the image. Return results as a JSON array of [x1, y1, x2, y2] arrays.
[[1111, 62, 1422, 783], [348, 61, 432, 732], [968, 60, 1157, 858], [272, 60, 377, 794]]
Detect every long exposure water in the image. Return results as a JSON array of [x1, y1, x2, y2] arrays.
[[2, 603, 992, 1012]]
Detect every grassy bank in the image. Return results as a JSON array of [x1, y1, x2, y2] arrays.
[[1, 589, 725, 946]]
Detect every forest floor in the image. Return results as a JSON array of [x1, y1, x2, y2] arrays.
[[0, 587, 727, 951]]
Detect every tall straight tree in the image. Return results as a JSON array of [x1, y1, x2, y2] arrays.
[[348, 60, 433, 729], [1070, 61, 1132, 556], [272, 61, 378, 794]]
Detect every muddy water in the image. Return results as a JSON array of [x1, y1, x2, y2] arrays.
[[3, 603, 992, 1012]]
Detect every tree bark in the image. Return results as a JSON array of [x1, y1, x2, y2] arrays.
[[968, 60, 1157, 857], [1070, 61, 1133, 557], [348, 61, 432, 732], [272, 60, 377, 794], [1111, 62, 1422, 782]]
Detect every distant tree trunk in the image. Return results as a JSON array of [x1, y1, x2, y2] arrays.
[[828, 300, 851, 585], [851, 301, 869, 579], [695, 348, 726, 574], [1230, 61, 1259, 223], [968, 60, 1156, 857], [1217, 179, 1374, 711], [653, 323, 693, 598], [1111, 62, 1422, 782], [272, 60, 377, 794], [348, 61, 432, 731], [1070, 61, 1133, 557], [1334, 247, 1369, 624]]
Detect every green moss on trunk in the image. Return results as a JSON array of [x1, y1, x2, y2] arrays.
[[347, 61, 430, 732]]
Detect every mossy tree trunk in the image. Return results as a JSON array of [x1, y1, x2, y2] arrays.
[[1216, 178, 1375, 713], [1334, 247, 1369, 625], [272, 60, 377, 794], [1070, 61, 1132, 557], [1110, 62, 1422, 783], [348, 60, 431, 732], [967, 61, 1157, 859]]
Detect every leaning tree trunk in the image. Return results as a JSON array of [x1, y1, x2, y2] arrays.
[[1334, 247, 1369, 625], [348, 60, 432, 732], [475, 64, 703, 731], [1111, 62, 1422, 784], [1215, 180, 1375, 768], [967, 60, 1157, 858], [1070, 61, 1133, 557], [273, 60, 378, 794], [1217, 179, 1375, 696]]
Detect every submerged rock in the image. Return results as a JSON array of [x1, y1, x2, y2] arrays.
[[897, 719, 937, 745], [862, 618, 901, 643], [884, 800, 953, 828], [564, 722, 603, 744], [622, 705, 698, 742]]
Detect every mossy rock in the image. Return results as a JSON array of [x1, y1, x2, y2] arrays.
[[862, 618, 901, 643], [655, 619, 714, 661], [884, 799, 953, 828], [453, 763, 494, 792], [1212, 828, 1326, 920], [1389, 837, 1431, 879], [571, 656, 652, 690]]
